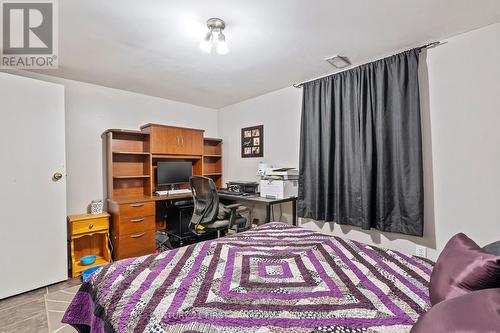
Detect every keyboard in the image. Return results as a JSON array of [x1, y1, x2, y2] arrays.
[[170, 189, 192, 195], [155, 189, 192, 196]]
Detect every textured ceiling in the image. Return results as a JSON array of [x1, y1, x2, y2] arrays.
[[34, 0, 500, 108]]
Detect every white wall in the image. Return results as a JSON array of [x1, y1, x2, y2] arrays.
[[218, 87, 301, 222], [218, 87, 302, 181], [424, 22, 500, 256], [3, 71, 219, 215], [62, 80, 218, 215], [218, 22, 500, 259]]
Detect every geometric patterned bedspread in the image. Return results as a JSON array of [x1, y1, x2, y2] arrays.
[[63, 222, 434, 333]]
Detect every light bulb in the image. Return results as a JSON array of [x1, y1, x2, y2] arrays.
[[199, 31, 213, 53], [216, 32, 229, 55]]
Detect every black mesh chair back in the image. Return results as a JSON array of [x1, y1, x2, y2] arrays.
[[189, 176, 219, 232]]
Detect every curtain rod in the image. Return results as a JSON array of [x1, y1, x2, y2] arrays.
[[293, 41, 442, 88]]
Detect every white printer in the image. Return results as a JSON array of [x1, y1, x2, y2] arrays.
[[264, 167, 299, 180], [260, 168, 299, 199]]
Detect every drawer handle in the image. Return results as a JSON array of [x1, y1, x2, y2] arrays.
[[130, 232, 145, 238], [130, 218, 145, 223], [130, 204, 144, 208], [88, 224, 94, 229]]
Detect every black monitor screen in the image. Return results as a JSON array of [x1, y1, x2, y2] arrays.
[[157, 161, 192, 185]]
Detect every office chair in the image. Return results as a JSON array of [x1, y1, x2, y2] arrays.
[[189, 176, 250, 237]]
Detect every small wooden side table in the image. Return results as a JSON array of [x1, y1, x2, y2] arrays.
[[67, 213, 112, 278]]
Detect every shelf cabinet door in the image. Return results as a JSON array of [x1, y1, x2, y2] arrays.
[[149, 126, 183, 154], [149, 125, 203, 155], [179, 129, 204, 155]]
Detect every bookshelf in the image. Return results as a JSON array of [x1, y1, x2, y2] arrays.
[[203, 138, 223, 188], [104, 129, 152, 199]]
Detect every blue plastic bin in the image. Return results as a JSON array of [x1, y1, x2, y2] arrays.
[[82, 265, 102, 282]]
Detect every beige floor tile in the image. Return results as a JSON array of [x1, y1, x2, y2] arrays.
[[0, 281, 83, 333], [0, 288, 47, 311], [0, 312, 48, 333], [0, 298, 46, 328], [55, 325, 78, 333], [44, 299, 71, 312], [43, 290, 75, 303], [64, 285, 81, 294], [46, 279, 81, 294], [46, 311, 66, 332]]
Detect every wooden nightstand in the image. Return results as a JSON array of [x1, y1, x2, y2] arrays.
[[67, 213, 112, 278]]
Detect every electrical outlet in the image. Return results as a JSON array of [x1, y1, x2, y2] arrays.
[[415, 245, 427, 258]]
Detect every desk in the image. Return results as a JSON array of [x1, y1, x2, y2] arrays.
[[108, 192, 298, 260], [218, 193, 298, 226], [108, 194, 193, 260], [105, 125, 224, 260], [109, 193, 191, 205]]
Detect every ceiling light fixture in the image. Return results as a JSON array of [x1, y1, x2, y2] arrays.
[[200, 18, 228, 55]]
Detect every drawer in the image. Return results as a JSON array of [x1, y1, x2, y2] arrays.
[[113, 230, 156, 260], [120, 201, 154, 219], [116, 215, 155, 236], [72, 217, 108, 235]]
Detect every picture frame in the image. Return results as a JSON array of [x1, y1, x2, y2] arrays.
[[241, 125, 263, 158]]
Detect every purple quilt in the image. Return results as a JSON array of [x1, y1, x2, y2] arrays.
[[63, 222, 434, 333]]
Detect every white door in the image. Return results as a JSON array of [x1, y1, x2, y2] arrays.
[[0, 72, 67, 299]]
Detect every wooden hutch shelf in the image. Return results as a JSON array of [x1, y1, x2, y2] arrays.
[[104, 129, 152, 200], [113, 175, 151, 179], [203, 138, 223, 188], [112, 151, 150, 156]]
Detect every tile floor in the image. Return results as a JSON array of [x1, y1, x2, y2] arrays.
[[0, 279, 81, 333]]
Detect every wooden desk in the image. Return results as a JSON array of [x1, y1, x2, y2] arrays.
[[104, 124, 224, 260], [217, 193, 298, 226], [107, 194, 193, 260], [109, 193, 192, 205], [67, 213, 111, 278]]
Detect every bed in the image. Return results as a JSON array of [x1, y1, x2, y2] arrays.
[[63, 222, 434, 333]]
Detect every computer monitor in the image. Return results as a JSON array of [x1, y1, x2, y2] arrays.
[[157, 161, 192, 186]]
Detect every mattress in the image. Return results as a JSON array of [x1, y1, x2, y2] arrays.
[[63, 222, 433, 332]]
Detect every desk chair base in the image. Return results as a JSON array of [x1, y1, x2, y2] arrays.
[[157, 230, 220, 250]]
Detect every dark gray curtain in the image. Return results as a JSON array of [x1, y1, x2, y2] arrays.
[[298, 49, 423, 236]]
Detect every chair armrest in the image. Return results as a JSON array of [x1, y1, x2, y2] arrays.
[[225, 203, 242, 210], [236, 206, 250, 213], [227, 204, 250, 231]]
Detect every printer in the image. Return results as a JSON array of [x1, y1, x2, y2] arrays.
[[264, 167, 299, 180], [260, 167, 298, 199]]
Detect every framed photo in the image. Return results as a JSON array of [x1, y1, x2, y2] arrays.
[[241, 125, 263, 158]]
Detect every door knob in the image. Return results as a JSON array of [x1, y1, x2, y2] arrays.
[[52, 172, 63, 181]]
